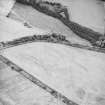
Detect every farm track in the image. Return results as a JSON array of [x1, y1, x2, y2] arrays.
[[0, 34, 105, 54], [0, 54, 79, 105]]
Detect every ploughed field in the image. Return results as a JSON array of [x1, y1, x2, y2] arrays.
[[0, 0, 105, 105]]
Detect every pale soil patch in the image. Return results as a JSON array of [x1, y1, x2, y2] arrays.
[[0, 0, 15, 16]]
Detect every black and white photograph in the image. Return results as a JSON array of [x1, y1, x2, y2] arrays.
[[0, 0, 105, 105]]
